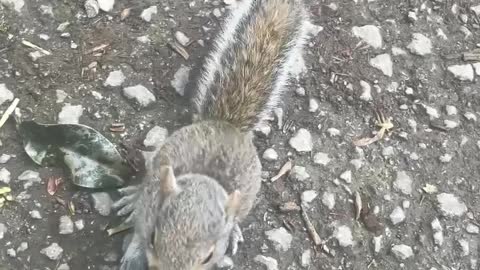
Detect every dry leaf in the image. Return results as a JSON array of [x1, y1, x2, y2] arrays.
[[353, 133, 381, 147], [120, 8, 131, 21], [270, 160, 292, 182], [47, 177, 63, 196]]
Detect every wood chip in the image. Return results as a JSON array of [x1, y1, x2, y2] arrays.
[[270, 160, 292, 182], [0, 98, 19, 130], [168, 41, 189, 60], [21, 40, 51, 55]]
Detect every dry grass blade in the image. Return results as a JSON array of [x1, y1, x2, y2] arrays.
[[168, 41, 189, 60], [21, 40, 51, 55], [107, 222, 133, 236], [0, 98, 19, 130], [86, 43, 110, 54], [270, 160, 292, 182]]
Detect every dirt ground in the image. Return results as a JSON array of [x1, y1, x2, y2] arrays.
[[1, 0, 480, 269]]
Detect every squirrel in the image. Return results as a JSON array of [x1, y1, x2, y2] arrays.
[[113, 0, 310, 269]]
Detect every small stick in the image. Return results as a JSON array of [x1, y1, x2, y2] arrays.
[[270, 160, 292, 182], [85, 43, 110, 54], [168, 41, 190, 60], [300, 205, 322, 245], [107, 222, 133, 236], [0, 98, 19, 130], [21, 40, 51, 55]]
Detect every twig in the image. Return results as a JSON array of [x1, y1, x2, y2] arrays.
[[270, 160, 292, 182], [21, 40, 51, 55], [85, 43, 110, 54], [0, 98, 19, 130], [107, 222, 133, 236], [300, 205, 322, 245], [168, 41, 190, 60]]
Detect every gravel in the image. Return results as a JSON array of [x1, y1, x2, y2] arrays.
[[290, 166, 310, 181], [407, 33, 432, 56], [40, 243, 63, 260], [0, 83, 14, 106], [340, 170, 352, 184], [265, 227, 292, 252], [447, 64, 474, 81], [254, 255, 278, 270], [58, 104, 83, 124], [97, 0, 114, 12], [389, 206, 406, 225], [174, 31, 190, 46], [391, 244, 414, 260], [104, 70, 126, 87], [436, 193, 467, 217], [0, 168, 11, 184], [393, 171, 413, 195], [313, 152, 331, 165], [321, 192, 335, 210], [141, 6, 157, 22], [369, 53, 393, 77], [334, 225, 353, 247], [84, 0, 99, 18], [123, 85, 156, 107], [262, 148, 278, 161], [59, 215, 74, 235], [352, 25, 382, 49], [289, 128, 313, 152], [144, 126, 168, 148]]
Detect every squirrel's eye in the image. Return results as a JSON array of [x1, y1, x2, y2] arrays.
[[201, 246, 215, 265]]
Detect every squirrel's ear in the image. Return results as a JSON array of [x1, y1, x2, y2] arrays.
[[159, 165, 178, 196], [225, 190, 241, 217]]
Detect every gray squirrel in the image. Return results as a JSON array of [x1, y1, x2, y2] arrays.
[[113, 0, 310, 269]]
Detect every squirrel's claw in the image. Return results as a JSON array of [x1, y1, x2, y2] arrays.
[[113, 186, 140, 217], [229, 224, 244, 255]]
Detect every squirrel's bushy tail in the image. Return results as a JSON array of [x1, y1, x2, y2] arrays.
[[191, 0, 309, 131]]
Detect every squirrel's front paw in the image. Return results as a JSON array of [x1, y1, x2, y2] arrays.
[[228, 224, 244, 255], [120, 237, 147, 270], [113, 185, 140, 223]]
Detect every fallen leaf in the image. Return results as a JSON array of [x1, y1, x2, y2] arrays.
[[353, 133, 381, 147], [47, 177, 63, 196]]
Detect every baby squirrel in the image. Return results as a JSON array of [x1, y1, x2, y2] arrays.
[[114, 0, 309, 269]]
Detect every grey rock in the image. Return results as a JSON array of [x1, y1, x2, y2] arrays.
[[464, 112, 477, 121], [75, 219, 85, 231], [300, 249, 312, 267], [334, 225, 353, 247], [444, 120, 458, 129], [309, 98, 319, 112], [98, 0, 114, 12], [143, 126, 168, 148], [391, 47, 407, 56], [458, 239, 470, 256], [217, 256, 234, 269], [340, 170, 352, 184], [41, 243, 63, 260], [0, 168, 11, 184], [389, 206, 406, 225], [382, 146, 394, 157], [373, 235, 382, 253], [213, 8, 222, 18], [327, 128, 340, 137], [369, 53, 393, 77], [437, 193, 467, 217], [58, 264, 71, 270], [0, 83, 14, 106], [29, 51, 46, 61], [91, 192, 113, 216], [254, 255, 278, 270], [321, 192, 335, 210], [84, 0, 99, 18], [18, 170, 41, 182], [313, 152, 331, 165], [265, 227, 292, 252], [6, 248, 16, 257], [289, 128, 313, 152], [30, 210, 42, 219], [141, 6, 157, 22], [391, 244, 413, 260], [174, 31, 190, 46], [439, 154, 452, 163], [104, 70, 126, 87], [393, 171, 413, 195], [262, 148, 278, 161], [171, 65, 191, 96], [255, 123, 271, 136], [290, 166, 310, 181], [359, 80, 372, 101], [59, 215, 74, 235], [123, 85, 156, 107], [352, 25, 382, 49], [58, 104, 83, 124], [447, 64, 474, 81], [407, 33, 432, 56], [295, 87, 306, 96]]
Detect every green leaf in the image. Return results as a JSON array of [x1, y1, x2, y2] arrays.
[[17, 121, 130, 189]]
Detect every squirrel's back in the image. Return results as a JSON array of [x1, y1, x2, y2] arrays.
[[191, 0, 308, 131]]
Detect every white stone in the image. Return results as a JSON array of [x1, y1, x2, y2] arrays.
[[143, 126, 168, 148], [393, 171, 412, 195], [213, 8, 222, 18], [391, 244, 413, 260], [444, 119, 459, 129], [175, 31, 190, 46], [39, 34, 50, 40], [58, 264, 70, 270], [369, 54, 393, 77], [30, 210, 42, 219], [300, 249, 311, 267], [56, 90, 68, 103], [471, 5, 480, 16], [445, 105, 457, 116], [321, 192, 335, 210], [340, 170, 352, 184], [295, 87, 306, 96], [59, 215, 74, 234], [350, 159, 363, 170], [436, 28, 448, 40], [16, 242, 28, 252], [141, 6, 157, 22], [289, 128, 313, 152], [137, 35, 151, 44], [327, 128, 340, 137], [334, 225, 353, 247], [6, 248, 16, 257], [464, 112, 477, 121], [84, 0, 99, 18], [91, 192, 113, 216], [171, 65, 191, 96], [29, 51, 46, 61], [313, 152, 331, 165], [301, 190, 318, 204], [390, 206, 406, 225], [58, 104, 83, 124], [98, 0, 114, 12], [466, 223, 479, 234], [18, 170, 41, 182], [439, 154, 452, 163], [0, 83, 14, 106], [382, 146, 394, 157], [373, 235, 382, 253], [424, 105, 439, 119], [437, 193, 467, 217], [309, 99, 319, 112], [104, 70, 125, 87], [265, 227, 292, 252], [254, 255, 278, 270], [473, 63, 480, 76], [123, 85, 156, 107], [447, 64, 474, 81], [75, 220, 85, 231], [0, 223, 6, 239], [290, 166, 310, 181], [0, 168, 11, 184], [41, 243, 63, 260], [458, 239, 470, 256], [352, 25, 382, 49], [359, 80, 372, 101], [0, 0, 24, 12], [407, 33, 432, 56], [262, 148, 278, 161], [256, 123, 271, 136]]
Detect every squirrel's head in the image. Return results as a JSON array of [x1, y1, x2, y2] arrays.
[[146, 165, 241, 270]]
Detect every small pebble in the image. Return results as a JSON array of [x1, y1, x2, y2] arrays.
[[41, 243, 63, 261], [321, 192, 335, 210], [308, 99, 319, 112], [59, 215, 74, 235], [58, 104, 83, 124], [300, 249, 311, 267], [213, 8, 222, 18], [262, 148, 278, 161], [143, 126, 168, 148], [290, 166, 310, 181], [104, 70, 126, 87], [0, 168, 11, 184], [58, 264, 71, 270], [351, 25, 382, 49], [17, 242, 28, 252], [327, 128, 340, 137], [439, 154, 452, 163], [359, 80, 372, 101], [437, 193, 467, 217], [98, 0, 114, 12], [6, 248, 16, 258], [91, 192, 113, 216], [334, 225, 353, 247], [56, 90, 68, 103], [382, 146, 394, 157], [369, 53, 393, 77], [464, 112, 477, 121], [458, 239, 470, 256], [171, 65, 191, 96], [75, 219, 85, 231], [289, 129, 313, 152], [30, 210, 42, 219], [0, 223, 6, 239], [393, 171, 413, 195], [390, 206, 406, 225], [84, 0, 99, 18], [123, 85, 156, 107], [313, 152, 331, 165], [466, 223, 479, 234], [301, 190, 318, 205], [340, 170, 352, 184], [265, 227, 292, 252], [373, 235, 382, 253], [141, 6, 157, 22], [254, 255, 278, 270], [391, 244, 414, 260], [447, 64, 474, 81], [174, 31, 190, 46], [295, 87, 306, 96], [407, 33, 432, 56]]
